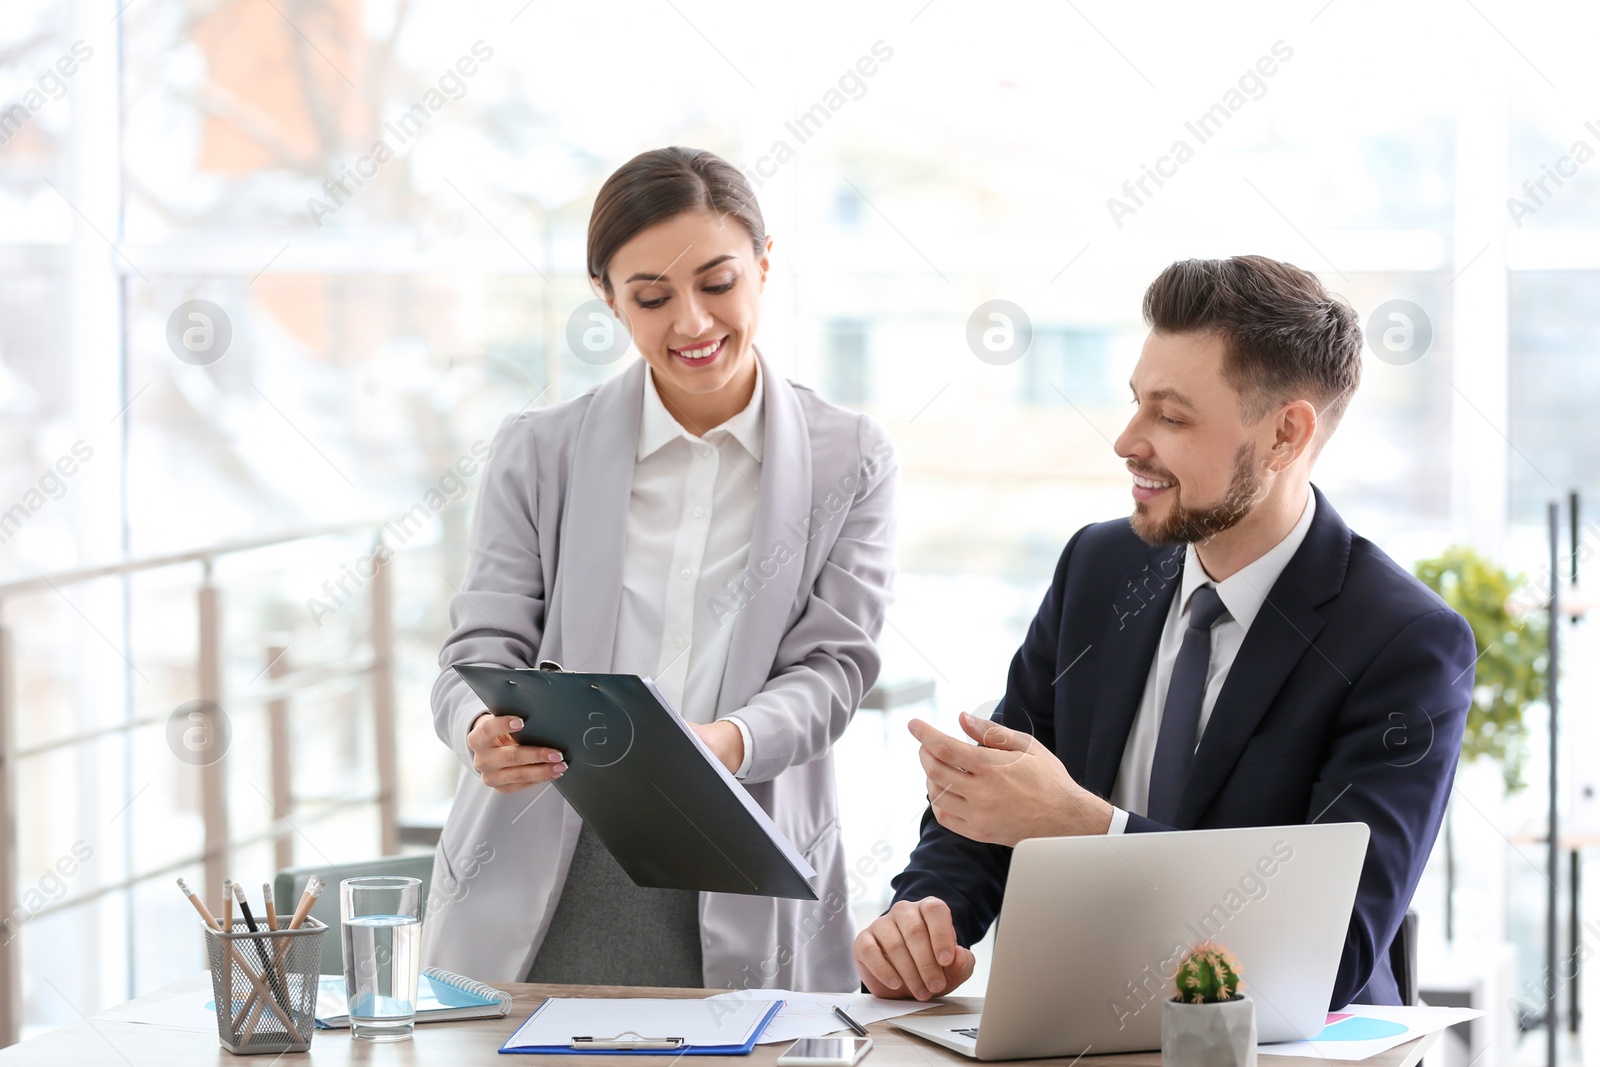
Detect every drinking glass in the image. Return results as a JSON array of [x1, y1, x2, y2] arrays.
[[339, 875, 422, 1041]]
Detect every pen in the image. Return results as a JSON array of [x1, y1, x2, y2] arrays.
[[176, 878, 223, 931], [287, 876, 323, 929], [833, 1006, 869, 1037]]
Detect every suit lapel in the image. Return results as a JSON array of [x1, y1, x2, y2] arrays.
[[1177, 485, 1350, 824], [552, 360, 644, 673], [715, 354, 812, 717], [1081, 544, 1183, 797]]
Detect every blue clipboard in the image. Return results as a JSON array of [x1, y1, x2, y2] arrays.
[[499, 997, 784, 1056]]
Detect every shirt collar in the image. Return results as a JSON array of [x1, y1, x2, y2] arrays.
[[637, 359, 766, 462], [1177, 487, 1317, 634]]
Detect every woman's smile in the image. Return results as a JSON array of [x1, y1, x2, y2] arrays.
[[668, 334, 729, 368]]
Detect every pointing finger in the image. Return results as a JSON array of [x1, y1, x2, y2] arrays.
[[909, 720, 972, 769]]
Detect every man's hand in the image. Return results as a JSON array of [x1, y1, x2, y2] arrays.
[[689, 720, 745, 775], [854, 898, 976, 1000], [467, 713, 566, 793], [910, 711, 1112, 846]]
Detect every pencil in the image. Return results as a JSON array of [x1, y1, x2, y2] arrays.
[[262, 882, 285, 1003], [260, 881, 284, 1002], [251, 881, 286, 1013], [233, 881, 292, 1020], [221, 879, 236, 1020], [233, 880, 265, 934], [287, 876, 323, 930], [176, 877, 223, 931]]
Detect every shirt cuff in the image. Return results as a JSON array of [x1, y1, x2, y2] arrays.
[[728, 715, 754, 779], [1106, 806, 1130, 835]]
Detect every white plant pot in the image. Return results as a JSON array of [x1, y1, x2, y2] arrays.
[[1161, 994, 1257, 1067]]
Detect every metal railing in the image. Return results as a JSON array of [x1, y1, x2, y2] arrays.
[[0, 521, 401, 1047]]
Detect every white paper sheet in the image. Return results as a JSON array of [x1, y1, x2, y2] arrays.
[[705, 989, 939, 1044], [1260, 1004, 1483, 1060], [96, 989, 228, 1032]]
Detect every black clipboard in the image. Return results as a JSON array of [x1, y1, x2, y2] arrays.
[[455, 663, 819, 900]]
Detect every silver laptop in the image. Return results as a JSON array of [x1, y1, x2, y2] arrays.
[[892, 822, 1369, 1059]]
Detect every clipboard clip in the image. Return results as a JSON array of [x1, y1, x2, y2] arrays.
[[538, 660, 565, 672], [571, 1031, 686, 1050]]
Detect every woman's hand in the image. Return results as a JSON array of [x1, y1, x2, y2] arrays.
[[467, 713, 567, 793], [688, 720, 745, 775]]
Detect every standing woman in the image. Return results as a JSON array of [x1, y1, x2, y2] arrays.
[[420, 147, 897, 993]]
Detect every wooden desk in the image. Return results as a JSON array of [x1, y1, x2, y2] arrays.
[[0, 975, 1439, 1066]]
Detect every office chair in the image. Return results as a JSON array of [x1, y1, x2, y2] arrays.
[[274, 855, 435, 975], [1388, 908, 1420, 1005]]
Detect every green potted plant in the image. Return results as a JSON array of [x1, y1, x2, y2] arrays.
[[1162, 942, 1256, 1067], [1412, 546, 1548, 938]]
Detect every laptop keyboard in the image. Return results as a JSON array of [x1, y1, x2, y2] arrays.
[[951, 1028, 980, 1039]]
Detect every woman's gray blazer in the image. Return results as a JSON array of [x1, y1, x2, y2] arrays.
[[419, 355, 897, 992]]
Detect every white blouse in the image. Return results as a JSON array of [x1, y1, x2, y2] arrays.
[[610, 362, 764, 777]]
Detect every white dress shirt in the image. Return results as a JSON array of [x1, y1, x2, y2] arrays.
[[611, 363, 764, 778], [1106, 489, 1316, 833]]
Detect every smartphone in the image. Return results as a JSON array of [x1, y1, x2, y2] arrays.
[[777, 1037, 873, 1067]]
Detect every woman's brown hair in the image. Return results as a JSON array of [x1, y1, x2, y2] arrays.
[[587, 147, 767, 296]]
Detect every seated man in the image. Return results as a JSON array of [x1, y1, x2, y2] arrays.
[[857, 255, 1474, 1009]]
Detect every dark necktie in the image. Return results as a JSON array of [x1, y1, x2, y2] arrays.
[[1146, 584, 1229, 825]]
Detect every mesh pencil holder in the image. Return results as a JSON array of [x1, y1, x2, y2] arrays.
[[204, 917, 328, 1055]]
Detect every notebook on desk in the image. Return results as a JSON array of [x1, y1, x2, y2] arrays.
[[314, 967, 511, 1028]]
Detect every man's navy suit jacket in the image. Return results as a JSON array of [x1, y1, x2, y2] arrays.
[[890, 485, 1475, 1008]]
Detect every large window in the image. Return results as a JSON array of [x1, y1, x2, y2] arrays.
[[3, 0, 1596, 1043]]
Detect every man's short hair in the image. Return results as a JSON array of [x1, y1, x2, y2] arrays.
[[1142, 256, 1363, 442]]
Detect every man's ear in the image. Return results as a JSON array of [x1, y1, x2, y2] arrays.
[[1270, 399, 1318, 469]]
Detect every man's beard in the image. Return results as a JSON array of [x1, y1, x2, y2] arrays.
[[1130, 443, 1263, 546]]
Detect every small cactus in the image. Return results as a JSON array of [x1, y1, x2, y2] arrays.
[[1174, 942, 1242, 1005]]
